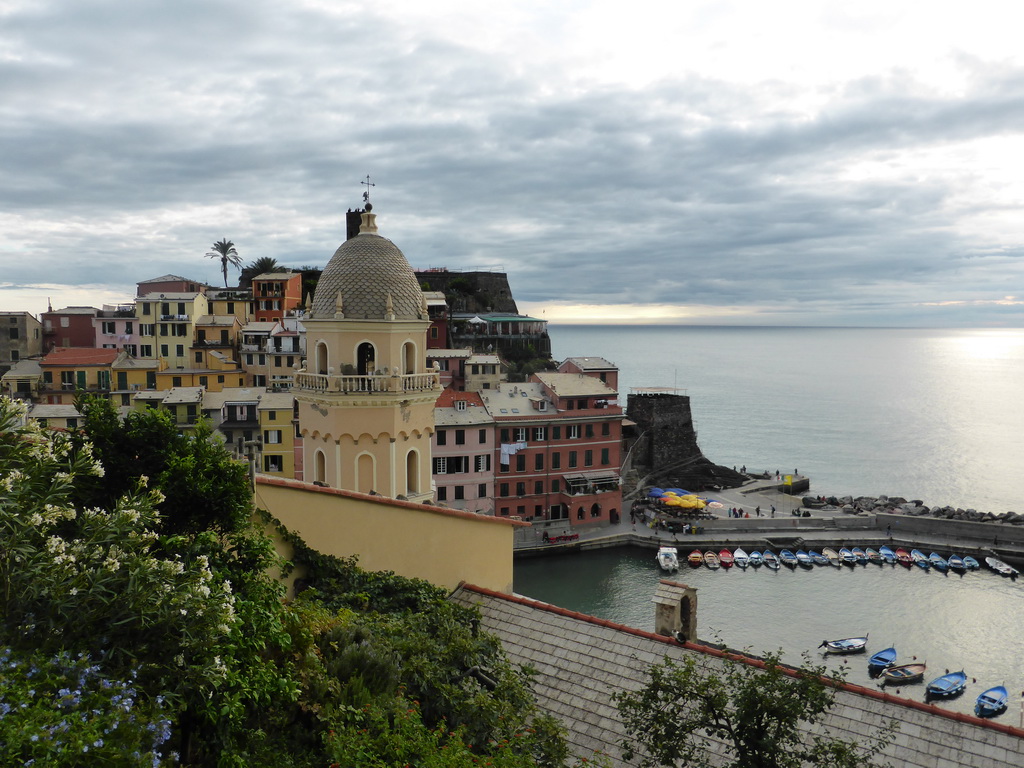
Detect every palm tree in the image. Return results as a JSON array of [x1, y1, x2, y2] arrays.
[[206, 239, 242, 288], [239, 256, 284, 288]]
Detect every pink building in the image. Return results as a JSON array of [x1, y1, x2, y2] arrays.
[[93, 305, 140, 357], [431, 388, 495, 514], [480, 370, 623, 526]]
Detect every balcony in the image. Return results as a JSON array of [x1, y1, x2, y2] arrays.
[[294, 370, 440, 395], [160, 314, 189, 321]]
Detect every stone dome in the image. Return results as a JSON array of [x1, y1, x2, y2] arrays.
[[310, 211, 425, 321]]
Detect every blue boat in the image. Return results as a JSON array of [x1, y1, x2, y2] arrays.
[[975, 685, 1009, 718], [839, 548, 857, 566], [963, 555, 981, 570], [809, 550, 829, 566], [779, 550, 798, 568], [795, 550, 813, 568], [911, 549, 931, 570], [926, 670, 967, 699], [929, 553, 949, 573], [947, 554, 967, 573], [878, 545, 897, 564], [851, 547, 868, 564], [747, 550, 763, 567], [868, 647, 897, 673]]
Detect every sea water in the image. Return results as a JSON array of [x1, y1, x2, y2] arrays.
[[549, 326, 1024, 514]]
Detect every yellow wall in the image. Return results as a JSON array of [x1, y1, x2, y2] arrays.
[[259, 410, 295, 477], [255, 476, 524, 594]]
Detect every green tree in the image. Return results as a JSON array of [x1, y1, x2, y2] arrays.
[[239, 256, 285, 288], [206, 238, 242, 287], [614, 650, 896, 768]]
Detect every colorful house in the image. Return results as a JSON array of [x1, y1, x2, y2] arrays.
[[38, 347, 119, 404], [432, 388, 495, 514], [251, 272, 303, 323]]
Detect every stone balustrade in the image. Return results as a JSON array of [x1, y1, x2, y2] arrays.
[[295, 370, 439, 394]]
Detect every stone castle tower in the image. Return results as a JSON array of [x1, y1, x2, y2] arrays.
[[294, 205, 440, 502]]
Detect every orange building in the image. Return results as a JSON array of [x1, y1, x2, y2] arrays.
[[251, 272, 303, 322]]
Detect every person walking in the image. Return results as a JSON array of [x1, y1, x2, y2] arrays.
[[755, 505, 761, 517], [770, 504, 776, 518]]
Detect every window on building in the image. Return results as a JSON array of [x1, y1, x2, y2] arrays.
[[516, 505, 525, 516], [534, 480, 543, 495], [568, 424, 580, 439], [585, 424, 594, 438], [141, 324, 154, 336], [60, 317, 69, 328], [455, 429, 465, 445], [437, 429, 447, 446], [602, 422, 610, 436], [551, 478, 560, 493], [437, 486, 448, 501], [142, 303, 151, 315], [515, 454, 525, 472], [475, 454, 490, 472], [268, 411, 276, 420], [195, 352, 203, 363], [172, 377, 182, 387], [499, 483, 509, 497], [584, 450, 593, 467], [125, 322, 133, 335], [516, 482, 526, 497], [479, 428, 487, 443], [456, 400, 467, 411], [500, 428, 510, 443], [478, 483, 487, 498], [218, 375, 225, 383], [454, 486, 464, 500], [226, 302, 234, 313], [568, 451, 578, 468], [500, 507, 509, 516], [551, 452, 561, 469], [534, 453, 544, 471], [433, 457, 448, 474], [175, 345, 184, 357], [532, 426, 546, 441], [199, 376, 208, 387], [102, 321, 115, 335], [552, 426, 561, 440], [449, 456, 470, 473], [263, 455, 283, 473], [265, 430, 282, 444], [514, 427, 527, 442], [601, 448, 610, 465]]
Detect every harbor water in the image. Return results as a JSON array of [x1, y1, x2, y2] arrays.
[[514, 546, 1024, 720]]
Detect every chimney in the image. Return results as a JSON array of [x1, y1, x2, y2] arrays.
[[652, 580, 698, 642]]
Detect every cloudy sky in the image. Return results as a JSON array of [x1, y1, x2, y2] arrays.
[[3, 0, 1024, 326]]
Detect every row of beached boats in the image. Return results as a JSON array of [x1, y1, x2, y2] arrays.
[[818, 636, 1010, 718], [656, 544, 1019, 577]]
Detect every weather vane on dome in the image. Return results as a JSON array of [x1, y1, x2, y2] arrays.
[[361, 174, 375, 206]]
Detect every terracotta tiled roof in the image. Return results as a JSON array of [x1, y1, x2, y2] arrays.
[[434, 388, 485, 409], [40, 348, 119, 366], [451, 585, 1024, 767]]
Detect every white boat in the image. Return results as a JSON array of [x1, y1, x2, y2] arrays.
[[985, 557, 1019, 578], [733, 547, 749, 569], [656, 546, 680, 572], [819, 635, 868, 655]]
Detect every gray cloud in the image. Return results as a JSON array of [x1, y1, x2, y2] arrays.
[[2, 1, 1023, 325]]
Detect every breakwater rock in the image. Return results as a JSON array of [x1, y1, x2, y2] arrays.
[[806, 494, 1024, 525]]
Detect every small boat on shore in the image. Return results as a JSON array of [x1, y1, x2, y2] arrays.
[[822, 548, 841, 567], [762, 550, 780, 571], [795, 550, 813, 568], [704, 550, 721, 570], [895, 548, 913, 566], [839, 548, 857, 566], [851, 547, 868, 565], [779, 550, 798, 568], [809, 550, 829, 566], [947, 554, 967, 573], [963, 555, 980, 570], [820, 636, 868, 655], [911, 550, 931, 570], [733, 548, 749, 569], [986, 557, 1019, 578], [868, 647, 897, 673], [975, 685, 1009, 718], [882, 662, 926, 685], [929, 553, 949, 573], [719, 549, 734, 568], [878, 545, 897, 564], [688, 550, 703, 567], [656, 546, 680, 572], [926, 670, 967, 699], [748, 550, 763, 567], [866, 547, 884, 565]]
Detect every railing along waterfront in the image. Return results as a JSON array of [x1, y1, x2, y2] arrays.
[[294, 371, 439, 394]]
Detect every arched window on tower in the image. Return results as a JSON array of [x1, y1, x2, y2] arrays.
[[402, 341, 416, 375], [357, 342, 375, 376], [357, 452, 375, 495], [406, 449, 419, 495], [316, 342, 329, 375], [314, 450, 327, 485]]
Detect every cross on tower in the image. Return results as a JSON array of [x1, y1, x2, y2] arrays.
[[361, 174, 375, 204]]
